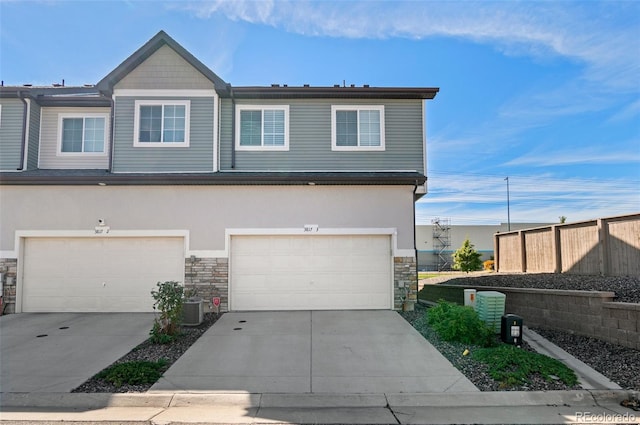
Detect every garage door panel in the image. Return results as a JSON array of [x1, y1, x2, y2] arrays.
[[233, 254, 270, 270], [266, 274, 313, 290], [233, 274, 268, 291], [22, 237, 184, 313], [234, 292, 390, 311], [272, 256, 311, 273], [231, 235, 392, 311]]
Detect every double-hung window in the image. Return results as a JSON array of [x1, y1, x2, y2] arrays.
[[134, 100, 190, 147], [58, 114, 108, 154], [236, 105, 289, 151], [331, 105, 385, 151]]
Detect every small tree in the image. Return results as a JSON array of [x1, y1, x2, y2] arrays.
[[150, 281, 184, 342], [452, 238, 482, 273]]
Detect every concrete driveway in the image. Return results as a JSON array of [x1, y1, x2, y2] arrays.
[[152, 310, 478, 393], [0, 313, 154, 392]]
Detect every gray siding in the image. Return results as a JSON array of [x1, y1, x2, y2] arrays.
[[112, 97, 215, 172], [26, 101, 40, 170], [0, 98, 25, 171], [219, 99, 424, 171], [39, 107, 110, 170], [115, 45, 215, 91]]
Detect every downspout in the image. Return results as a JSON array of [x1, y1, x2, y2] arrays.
[[413, 182, 419, 305], [106, 94, 115, 172], [16, 91, 28, 170], [230, 85, 236, 169]]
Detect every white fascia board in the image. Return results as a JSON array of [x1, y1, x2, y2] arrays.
[[224, 227, 412, 258], [0, 250, 17, 259], [227, 227, 397, 236], [15, 229, 189, 238], [7, 228, 415, 260], [13, 230, 191, 259], [187, 249, 227, 258]]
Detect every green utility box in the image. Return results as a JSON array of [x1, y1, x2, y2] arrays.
[[474, 291, 506, 333]]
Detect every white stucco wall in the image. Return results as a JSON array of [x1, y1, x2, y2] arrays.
[[0, 185, 416, 255]]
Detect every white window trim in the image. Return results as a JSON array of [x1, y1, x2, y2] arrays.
[[235, 105, 290, 151], [133, 100, 191, 147], [57, 113, 109, 156], [331, 105, 385, 151]]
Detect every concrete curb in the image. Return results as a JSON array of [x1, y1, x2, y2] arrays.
[[3, 391, 637, 425], [524, 327, 623, 390], [1, 390, 633, 409]]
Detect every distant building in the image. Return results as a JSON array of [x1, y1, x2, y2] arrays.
[[416, 221, 552, 271]]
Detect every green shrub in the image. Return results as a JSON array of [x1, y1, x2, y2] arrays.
[[150, 281, 184, 338], [149, 320, 177, 344], [473, 345, 577, 388], [427, 300, 496, 347], [95, 359, 168, 387]]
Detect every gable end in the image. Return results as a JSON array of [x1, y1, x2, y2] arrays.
[[96, 31, 229, 95]]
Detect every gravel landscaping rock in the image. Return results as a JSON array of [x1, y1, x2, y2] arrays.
[[399, 305, 581, 392], [440, 273, 640, 303], [72, 313, 222, 393], [532, 327, 640, 390]]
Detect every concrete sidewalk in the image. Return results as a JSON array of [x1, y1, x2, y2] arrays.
[[1, 390, 638, 424]]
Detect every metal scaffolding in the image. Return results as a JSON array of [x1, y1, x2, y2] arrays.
[[431, 217, 452, 271]]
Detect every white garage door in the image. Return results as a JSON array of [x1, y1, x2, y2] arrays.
[[230, 235, 392, 310], [22, 237, 185, 312]]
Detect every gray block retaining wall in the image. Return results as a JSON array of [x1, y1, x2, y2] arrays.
[[421, 284, 639, 350]]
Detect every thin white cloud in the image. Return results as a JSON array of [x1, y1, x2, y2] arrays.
[[608, 98, 640, 123], [504, 146, 640, 167], [178, 1, 639, 90], [181, 0, 276, 23], [418, 172, 640, 224]]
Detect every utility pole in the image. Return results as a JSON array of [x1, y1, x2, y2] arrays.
[[505, 177, 511, 231]]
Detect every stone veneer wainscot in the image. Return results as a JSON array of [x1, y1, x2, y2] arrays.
[[394, 257, 417, 310], [0, 258, 17, 314], [184, 256, 229, 312]]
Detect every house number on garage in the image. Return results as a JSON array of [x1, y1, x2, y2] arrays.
[[303, 224, 319, 233], [94, 226, 110, 234]]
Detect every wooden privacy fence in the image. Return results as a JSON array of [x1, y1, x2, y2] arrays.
[[494, 213, 640, 276]]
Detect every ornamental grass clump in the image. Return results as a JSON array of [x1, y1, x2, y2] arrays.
[[427, 300, 496, 348]]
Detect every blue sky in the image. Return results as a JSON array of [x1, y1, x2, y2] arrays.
[[1, 0, 638, 225]]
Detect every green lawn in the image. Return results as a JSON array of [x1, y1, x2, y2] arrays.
[[418, 272, 444, 279]]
